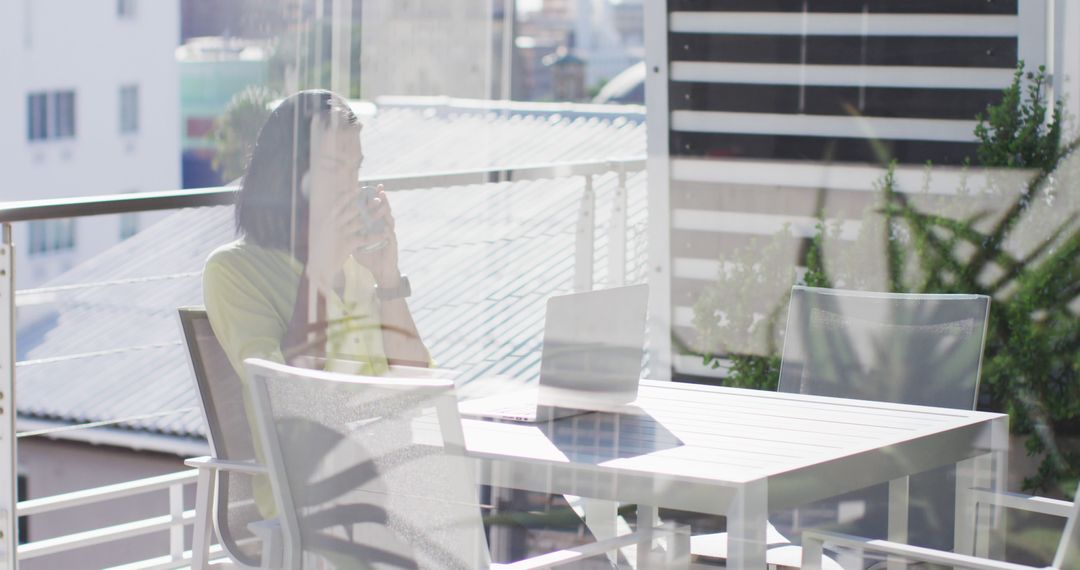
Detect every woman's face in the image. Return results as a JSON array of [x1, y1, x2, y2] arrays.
[[309, 118, 364, 196]]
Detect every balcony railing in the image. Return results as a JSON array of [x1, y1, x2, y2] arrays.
[[17, 470, 202, 570], [0, 156, 644, 568]]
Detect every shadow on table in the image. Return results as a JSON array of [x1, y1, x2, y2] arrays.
[[538, 410, 684, 465]]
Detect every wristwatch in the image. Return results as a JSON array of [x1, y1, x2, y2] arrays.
[[376, 275, 411, 300]]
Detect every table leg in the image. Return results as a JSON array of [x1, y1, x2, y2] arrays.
[[887, 476, 909, 570], [583, 498, 619, 565], [726, 481, 767, 570], [956, 416, 1009, 558], [954, 456, 979, 555], [487, 460, 530, 563], [955, 452, 997, 557], [975, 453, 995, 558], [636, 503, 658, 568], [986, 417, 1009, 560]]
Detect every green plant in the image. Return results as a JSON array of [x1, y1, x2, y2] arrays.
[[213, 86, 278, 183], [693, 62, 1080, 495], [691, 228, 798, 390], [975, 64, 1062, 170]]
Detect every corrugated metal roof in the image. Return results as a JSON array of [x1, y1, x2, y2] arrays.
[[362, 102, 644, 175], [15, 98, 647, 447]]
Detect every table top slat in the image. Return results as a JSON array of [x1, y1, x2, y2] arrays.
[[463, 382, 1005, 488]]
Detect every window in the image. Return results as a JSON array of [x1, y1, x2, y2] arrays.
[[52, 91, 75, 139], [119, 85, 139, 134], [119, 213, 139, 239], [28, 219, 76, 256], [27, 93, 47, 141], [27, 90, 75, 142], [17, 474, 27, 544], [28, 222, 45, 255], [117, 0, 136, 18]]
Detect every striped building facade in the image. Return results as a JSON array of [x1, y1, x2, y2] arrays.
[[644, 1, 1053, 379]]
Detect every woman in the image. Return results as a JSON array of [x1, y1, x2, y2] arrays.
[[204, 89, 429, 383], [203, 91, 430, 521]]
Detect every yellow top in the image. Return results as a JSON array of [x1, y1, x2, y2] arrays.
[[202, 237, 389, 518], [203, 238, 390, 377]]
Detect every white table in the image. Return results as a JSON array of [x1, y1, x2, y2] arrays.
[[461, 380, 1008, 569]]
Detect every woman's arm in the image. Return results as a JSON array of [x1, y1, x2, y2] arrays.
[[373, 274, 430, 367], [354, 187, 431, 367]]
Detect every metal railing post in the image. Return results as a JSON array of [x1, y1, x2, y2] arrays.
[[574, 175, 596, 292], [169, 482, 183, 562], [607, 163, 628, 287], [1018, 0, 1049, 73], [330, 0, 352, 97], [0, 224, 16, 569]]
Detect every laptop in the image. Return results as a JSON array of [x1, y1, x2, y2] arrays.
[[459, 284, 649, 423]]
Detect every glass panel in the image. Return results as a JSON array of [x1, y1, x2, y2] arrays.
[[12, 0, 1080, 567]]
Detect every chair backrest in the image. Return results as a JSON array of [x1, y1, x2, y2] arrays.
[[245, 358, 489, 569], [1053, 483, 1080, 569], [778, 286, 991, 410], [178, 307, 261, 568]]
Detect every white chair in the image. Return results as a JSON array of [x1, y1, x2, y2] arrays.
[[179, 307, 282, 569], [691, 286, 991, 568], [803, 483, 1080, 570], [244, 357, 690, 569]]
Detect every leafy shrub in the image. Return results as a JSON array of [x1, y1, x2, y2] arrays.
[[213, 86, 278, 183]]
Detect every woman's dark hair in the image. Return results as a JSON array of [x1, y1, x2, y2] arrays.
[[235, 90, 359, 251]]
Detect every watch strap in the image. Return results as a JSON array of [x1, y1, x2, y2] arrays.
[[376, 275, 411, 300]]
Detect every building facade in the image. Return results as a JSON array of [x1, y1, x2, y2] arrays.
[[0, 0, 180, 289]]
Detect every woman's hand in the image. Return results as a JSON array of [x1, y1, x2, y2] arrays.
[[304, 115, 371, 295], [352, 185, 402, 288]]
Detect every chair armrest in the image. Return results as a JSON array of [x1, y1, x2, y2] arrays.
[[386, 365, 458, 380], [290, 356, 455, 381], [496, 522, 689, 569], [972, 487, 1074, 518], [185, 456, 267, 475], [800, 529, 1037, 570]]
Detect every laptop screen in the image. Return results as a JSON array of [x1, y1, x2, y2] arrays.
[[536, 284, 648, 409]]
